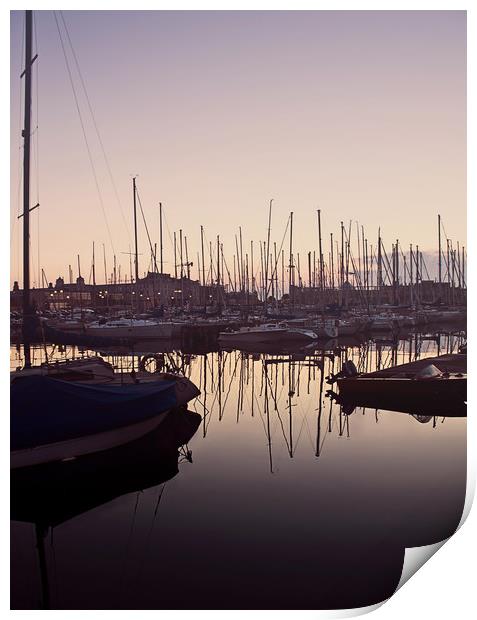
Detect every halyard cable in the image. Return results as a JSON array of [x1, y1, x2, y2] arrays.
[[59, 11, 132, 246], [53, 11, 116, 256]]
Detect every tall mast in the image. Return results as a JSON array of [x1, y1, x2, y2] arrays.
[[250, 240, 254, 294], [159, 202, 163, 274], [317, 209, 324, 291], [103, 243, 107, 283], [438, 214, 442, 291], [92, 241, 96, 286], [308, 251, 312, 290], [289, 211, 294, 309], [216, 235, 220, 285], [200, 225, 205, 287], [185, 235, 190, 279], [264, 199, 273, 312], [22, 10, 34, 368], [132, 176, 139, 282], [377, 228, 382, 291], [273, 241, 278, 308], [281, 248, 284, 299], [173, 231, 177, 279]]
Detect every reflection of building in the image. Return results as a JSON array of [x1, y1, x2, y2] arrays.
[[10, 272, 225, 312]]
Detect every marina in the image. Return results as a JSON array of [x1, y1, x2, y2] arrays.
[[10, 9, 467, 612]]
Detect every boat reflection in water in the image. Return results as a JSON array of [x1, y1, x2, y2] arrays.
[[327, 388, 467, 421], [11, 409, 201, 609], [11, 331, 466, 609]]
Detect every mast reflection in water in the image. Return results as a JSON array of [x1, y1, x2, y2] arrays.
[[11, 332, 466, 610]]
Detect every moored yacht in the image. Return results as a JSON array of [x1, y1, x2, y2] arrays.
[[218, 323, 318, 346], [85, 318, 177, 340]]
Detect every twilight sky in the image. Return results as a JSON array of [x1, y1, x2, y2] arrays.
[[10, 10, 466, 287]]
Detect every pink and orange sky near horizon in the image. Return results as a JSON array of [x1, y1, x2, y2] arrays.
[[10, 10, 466, 287]]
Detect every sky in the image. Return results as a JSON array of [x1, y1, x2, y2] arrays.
[[10, 10, 466, 287]]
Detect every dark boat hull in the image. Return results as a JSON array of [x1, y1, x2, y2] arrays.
[[337, 375, 466, 403], [11, 408, 202, 528], [11, 375, 200, 468]]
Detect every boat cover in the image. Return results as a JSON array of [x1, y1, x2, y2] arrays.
[[415, 364, 442, 379], [11, 375, 177, 450]]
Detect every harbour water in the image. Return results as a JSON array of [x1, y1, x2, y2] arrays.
[[10, 331, 466, 609]]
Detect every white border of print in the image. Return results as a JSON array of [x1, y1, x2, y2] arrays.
[[2, 1, 474, 618]]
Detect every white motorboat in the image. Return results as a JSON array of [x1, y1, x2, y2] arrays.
[[286, 318, 338, 339], [218, 323, 318, 346], [85, 318, 176, 340], [368, 315, 400, 332]]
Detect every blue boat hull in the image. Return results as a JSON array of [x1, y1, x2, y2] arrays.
[[11, 375, 199, 468]]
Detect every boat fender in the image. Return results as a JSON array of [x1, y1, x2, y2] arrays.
[[139, 354, 165, 373], [343, 360, 358, 377]]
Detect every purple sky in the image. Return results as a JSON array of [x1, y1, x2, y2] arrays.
[[10, 10, 466, 287]]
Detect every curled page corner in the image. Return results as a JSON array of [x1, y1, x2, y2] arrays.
[[392, 460, 475, 603], [394, 470, 475, 596], [395, 539, 449, 593], [319, 601, 386, 618]]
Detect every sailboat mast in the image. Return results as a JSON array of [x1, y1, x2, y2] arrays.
[[200, 225, 205, 287], [264, 199, 273, 313], [22, 10, 33, 368], [438, 213, 442, 296], [289, 211, 294, 309], [317, 209, 324, 291], [92, 241, 96, 286], [159, 202, 163, 274], [132, 176, 139, 282]]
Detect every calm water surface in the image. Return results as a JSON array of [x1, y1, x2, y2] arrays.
[[10, 333, 467, 609]]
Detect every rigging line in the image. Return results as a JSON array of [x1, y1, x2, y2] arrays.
[[296, 407, 314, 451], [440, 217, 450, 242], [33, 11, 40, 205], [202, 354, 228, 431], [59, 11, 132, 245], [218, 354, 241, 417], [11, 17, 26, 278], [420, 253, 432, 281], [161, 206, 174, 247], [118, 491, 142, 594], [135, 185, 159, 273], [221, 251, 236, 293], [30, 133, 40, 286], [264, 370, 290, 452], [266, 215, 290, 298], [33, 12, 41, 287], [53, 11, 116, 256], [132, 484, 167, 584]]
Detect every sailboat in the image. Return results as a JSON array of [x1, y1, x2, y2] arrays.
[[10, 10, 200, 469]]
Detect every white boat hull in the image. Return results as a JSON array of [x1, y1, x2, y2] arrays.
[[86, 323, 176, 340], [218, 328, 317, 345]]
